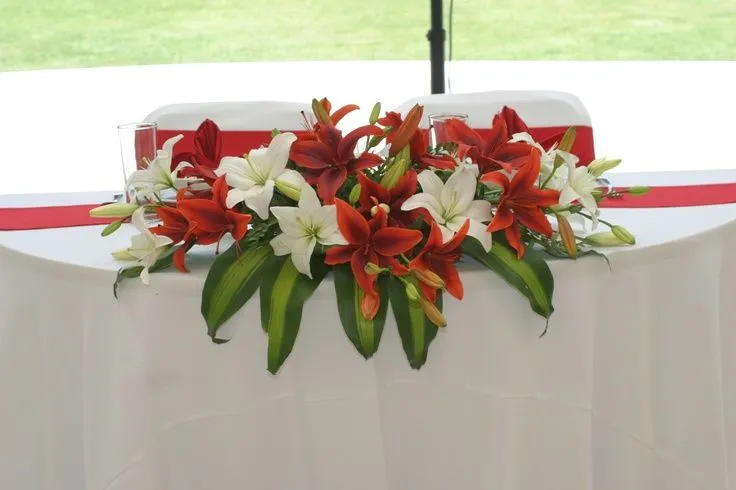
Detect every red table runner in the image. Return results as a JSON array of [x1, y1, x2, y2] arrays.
[[0, 204, 114, 231], [597, 183, 736, 209], [2, 183, 736, 231]]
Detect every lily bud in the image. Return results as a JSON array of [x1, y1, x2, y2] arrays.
[[557, 126, 577, 153], [588, 158, 621, 178], [311, 98, 331, 125], [274, 178, 302, 201], [583, 231, 628, 247], [414, 268, 445, 290], [380, 145, 410, 189], [360, 292, 380, 320], [270, 128, 281, 138], [628, 185, 650, 196], [101, 220, 123, 237], [89, 202, 139, 218], [349, 183, 362, 204], [389, 104, 423, 157], [369, 102, 381, 125], [370, 203, 390, 216], [556, 214, 578, 259], [405, 283, 421, 304], [364, 262, 384, 275], [366, 133, 386, 150], [611, 225, 636, 245], [111, 248, 137, 261], [419, 296, 447, 328]]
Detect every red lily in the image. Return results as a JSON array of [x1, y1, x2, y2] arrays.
[[482, 150, 560, 258], [356, 170, 419, 226], [325, 199, 423, 319], [150, 205, 189, 244], [443, 114, 533, 173], [410, 219, 469, 302], [178, 176, 251, 246], [151, 178, 251, 272], [378, 107, 455, 170], [149, 204, 191, 272], [290, 124, 383, 203], [171, 119, 222, 184]]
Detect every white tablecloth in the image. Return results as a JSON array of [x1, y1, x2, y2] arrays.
[[1, 171, 736, 490]]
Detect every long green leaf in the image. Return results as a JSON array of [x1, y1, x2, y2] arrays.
[[388, 277, 442, 370], [260, 255, 328, 374], [333, 264, 389, 359], [462, 237, 555, 320], [200, 243, 272, 342]]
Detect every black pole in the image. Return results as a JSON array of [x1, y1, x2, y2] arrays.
[[427, 0, 445, 94]]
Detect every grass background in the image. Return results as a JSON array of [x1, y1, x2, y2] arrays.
[[1, 0, 735, 71]]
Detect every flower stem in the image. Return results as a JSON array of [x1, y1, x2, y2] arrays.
[[579, 212, 614, 229], [540, 162, 562, 189]]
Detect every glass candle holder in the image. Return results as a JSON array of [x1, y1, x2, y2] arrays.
[[429, 113, 468, 147], [118, 122, 157, 203]]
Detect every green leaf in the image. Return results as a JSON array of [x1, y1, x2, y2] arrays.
[[260, 255, 328, 374], [201, 243, 272, 342], [101, 220, 122, 237], [388, 276, 441, 370], [333, 264, 389, 359], [112, 245, 181, 298], [462, 237, 555, 321]]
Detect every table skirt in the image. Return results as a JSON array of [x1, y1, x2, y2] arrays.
[[1, 218, 736, 490]]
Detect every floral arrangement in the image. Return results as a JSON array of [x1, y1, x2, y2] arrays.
[[92, 99, 646, 373]]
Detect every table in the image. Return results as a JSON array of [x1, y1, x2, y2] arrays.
[[1, 170, 735, 490]]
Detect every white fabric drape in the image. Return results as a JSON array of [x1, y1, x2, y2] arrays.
[[1, 171, 735, 490]]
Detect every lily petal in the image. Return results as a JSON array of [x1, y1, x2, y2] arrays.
[[290, 141, 334, 170], [372, 227, 423, 256], [334, 199, 370, 244], [416, 169, 444, 199], [290, 236, 317, 278], [161, 134, 184, 156], [298, 183, 321, 214], [270, 206, 304, 237], [226, 188, 249, 209], [558, 186, 581, 207], [270, 233, 296, 255], [217, 157, 256, 191], [401, 193, 445, 224], [459, 218, 493, 252], [265, 132, 298, 179], [440, 166, 477, 218], [464, 200, 492, 223], [316, 166, 347, 203], [243, 180, 275, 220]]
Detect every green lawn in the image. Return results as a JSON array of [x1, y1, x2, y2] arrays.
[[1, 0, 734, 71]]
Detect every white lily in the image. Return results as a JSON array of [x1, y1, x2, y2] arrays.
[[215, 132, 306, 220], [401, 165, 493, 252], [126, 135, 190, 200], [112, 207, 173, 285], [269, 185, 346, 278], [559, 159, 600, 229]]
